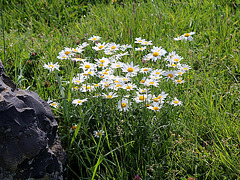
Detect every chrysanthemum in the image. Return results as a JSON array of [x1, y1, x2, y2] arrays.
[[134, 92, 151, 103], [118, 98, 130, 111], [43, 62, 60, 72], [162, 70, 178, 81], [93, 130, 105, 138], [170, 97, 182, 106], [169, 55, 183, 63], [72, 98, 88, 106]]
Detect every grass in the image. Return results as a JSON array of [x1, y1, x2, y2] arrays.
[[1, 0, 240, 179]]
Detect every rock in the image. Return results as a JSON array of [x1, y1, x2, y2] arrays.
[[0, 60, 66, 179]]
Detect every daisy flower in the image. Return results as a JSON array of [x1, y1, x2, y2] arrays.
[[47, 98, 59, 108], [135, 37, 145, 44], [120, 44, 132, 51], [162, 70, 178, 81], [151, 69, 164, 76], [134, 92, 151, 103], [93, 130, 105, 138], [135, 46, 146, 51], [72, 98, 88, 106], [137, 88, 150, 94], [88, 35, 101, 42], [81, 85, 95, 92], [95, 57, 111, 67], [43, 62, 60, 72], [169, 55, 183, 63], [178, 64, 191, 71], [144, 78, 159, 87], [121, 61, 139, 77], [174, 77, 185, 84], [140, 77, 147, 84], [181, 32, 195, 41], [149, 46, 167, 62], [103, 92, 118, 99], [110, 62, 123, 69], [72, 76, 85, 85], [141, 40, 152, 46], [122, 83, 137, 91], [70, 124, 78, 133], [79, 62, 97, 71], [157, 92, 168, 101], [118, 98, 130, 111], [58, 47, 75, 58], [139, 67, 152, 74], [92, 42, 107, 51], [106, 42, 120, 51], [147, 102, 162, 111], [170, 97, 182, 106]]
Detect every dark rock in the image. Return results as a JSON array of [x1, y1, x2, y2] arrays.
[[0, 60, 66, 179]]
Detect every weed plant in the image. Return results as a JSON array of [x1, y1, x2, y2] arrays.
[[1, 0, 240, 179]]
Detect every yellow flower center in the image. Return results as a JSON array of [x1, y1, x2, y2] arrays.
[[138, 40, 142, 42], [139, 48, 143, 50], [105, 84, 109, 87], [177, 80, 182, 83], [183, 68, 188, 70], [99, 45, 104, 49], [114, 80, 119, 83], [97, 132, 101, 136], [107, 95, 112, 98], [171, 64, 177, 67], [127, 67, 134, 72], [99, 64, 104, 67], [77, 100, 82, 104], [111, 46, 116, 49], [139, 96, 145, 100], [178, 72, 183, 75], [167, 74, 173, 78], [116, 65, 120, 67], [123, 78, 127, 81], [141, 80, 145, 83], [116, 84, 122, 87], [158, 95, 162, 99], [174, 100, 179, 104], [153, 52, 159, 57], [156, 72, 161, 75], [71, 125, 77, 130], [184, 33, 190, 37], [121, 103, 127, 107], [149, 82, 154, 85], [153, 107, 159, 110], [100, 76, 104, 78], [74, 86, 78, 89], [143, 68, 148, 71], [144, 42, 148, 44], [174, 59, 179, 62], [153, 98, 159, 102], [94, 84, 99, 87], [65, 51, 71, 55], [170, 55, 174, 58], [126, 86, 132, 89], [100, 60, 105, 63], [85, 65, 90, 68], [145, 104, 150, 107], [86, 86, 91, 89], [51, 103, 56, 106], [62, 56, 67, 59], [103, 72, 108, 75], [141, 90, 146, 93], [48, 65, 54, 68], [92, 37, 97, 41]]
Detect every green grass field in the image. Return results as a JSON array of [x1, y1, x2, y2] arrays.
[[1, 0, 240, 179]]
